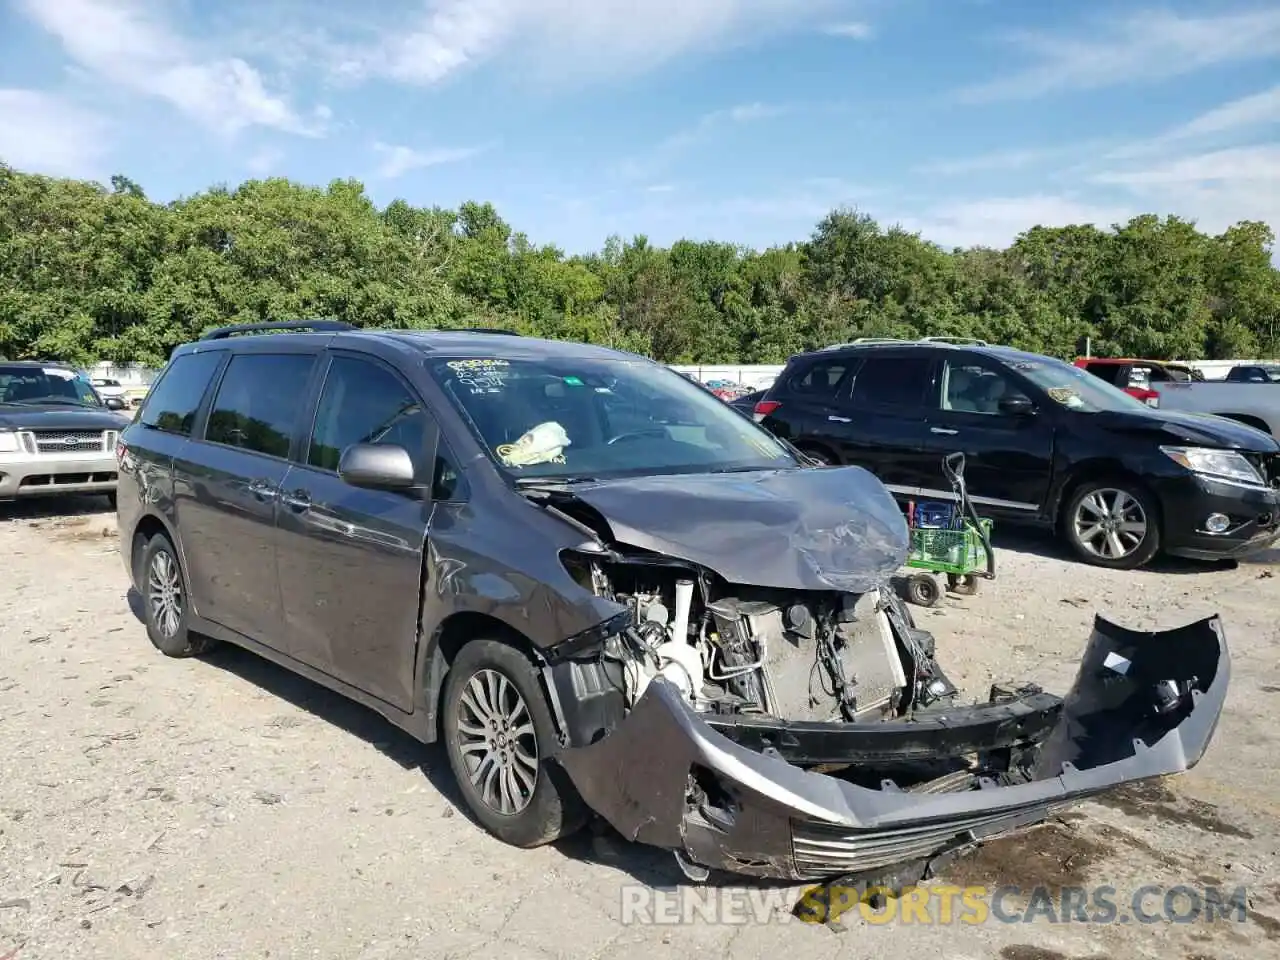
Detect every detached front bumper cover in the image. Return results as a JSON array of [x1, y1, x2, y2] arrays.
[[557, 614, 1228, 881]]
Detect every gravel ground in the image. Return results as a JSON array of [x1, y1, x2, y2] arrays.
[[2, 498, 1278, 960]]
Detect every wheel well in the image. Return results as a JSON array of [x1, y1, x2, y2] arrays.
[[130, 515, 169, 585], [1056, 467, 1163, 533], [1214, 413, 1272, 435], [428, 612, 538, 738]]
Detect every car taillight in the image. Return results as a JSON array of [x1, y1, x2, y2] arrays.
[[1132, 388, 1160, 408], [753, 400, 781, 423]]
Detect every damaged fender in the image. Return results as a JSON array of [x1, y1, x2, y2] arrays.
[[556, 614, 1228, 881]]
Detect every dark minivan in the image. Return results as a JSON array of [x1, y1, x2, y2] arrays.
[[755, 340, 1280, 569]]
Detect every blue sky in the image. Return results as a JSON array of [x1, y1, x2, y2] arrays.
[[1, 0, 1278, 254]]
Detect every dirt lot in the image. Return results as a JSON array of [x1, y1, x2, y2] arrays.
[[2, 498, 1278, 960]]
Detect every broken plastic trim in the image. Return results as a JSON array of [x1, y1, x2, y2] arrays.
[[544, 609, 634, 665], [557, 614, 1228, 881]]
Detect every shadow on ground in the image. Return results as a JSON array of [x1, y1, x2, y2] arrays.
[[0, 494, 114, 523], [125, 588, 713, 889], [989, 526, 1241, 575]]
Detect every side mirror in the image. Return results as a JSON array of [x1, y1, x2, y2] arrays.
[[338, 443, 417, 490], [998, 395, 1035, 417], [104, 397, 126, 411]]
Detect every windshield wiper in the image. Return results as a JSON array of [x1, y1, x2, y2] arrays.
[[513, 476, 600, 487], [8, 397, 95, 407]]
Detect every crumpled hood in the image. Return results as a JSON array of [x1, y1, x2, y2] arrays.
[[0, 405, 131, 432], [558, 466, 910, 592]]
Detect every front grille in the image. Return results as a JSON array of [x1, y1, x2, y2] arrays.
[[32, 430, 107, 453]]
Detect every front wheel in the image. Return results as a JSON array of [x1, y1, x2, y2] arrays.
[[442, 638, 587, 848], [1062, 480, 1161, 570]]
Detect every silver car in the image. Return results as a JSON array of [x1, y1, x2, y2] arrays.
[[0, 362, 132, 505]]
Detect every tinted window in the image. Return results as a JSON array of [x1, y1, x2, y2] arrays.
[[139, 352, 224, 436], [308, 356, 429, 475], [0, 366, 102, 407], [849, 356, 933, 408], [789, 360, 850, 397], [941, 360, 1027, 415], [1082, 363, 1125, 386], [205, 354, 316, 458]]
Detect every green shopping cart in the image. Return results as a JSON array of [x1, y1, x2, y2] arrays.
[[902, 452, 996, 607]]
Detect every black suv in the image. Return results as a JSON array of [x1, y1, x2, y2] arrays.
[[755, 339, 1280, 569], [115, 321, 1227, 882]]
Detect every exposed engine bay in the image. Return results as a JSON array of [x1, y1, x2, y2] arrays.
[[564, 552, 957, 727], [520, 467, 1227, 885]]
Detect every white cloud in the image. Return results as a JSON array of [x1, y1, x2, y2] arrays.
[[1089, 144, 1280, 237], [913, 147, 1075, 177], [245, 147, 285, 175], [0, 89, 110, 178], [16, 0, 325, 137], [958, 8, 1280, 102], [897, 196, 1134, 250], [615, 101, 797, 181], [1107, 84, 1280, 159], [372, 141, 490, 179], [337, 0, 847, 86], [823, 22, 872, 40]]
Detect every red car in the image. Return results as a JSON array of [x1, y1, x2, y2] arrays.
[[1072, 357, 1201, 407]]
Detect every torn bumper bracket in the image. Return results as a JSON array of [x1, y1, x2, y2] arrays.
[[556, 614, 1229, 881]]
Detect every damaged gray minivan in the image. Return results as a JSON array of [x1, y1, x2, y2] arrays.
[[117, 322, 1229, 884]]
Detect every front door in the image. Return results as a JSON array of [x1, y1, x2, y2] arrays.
[[178, 350, 319, 642], [274, 352, 433, 710], [919, 356, 1055, 515]]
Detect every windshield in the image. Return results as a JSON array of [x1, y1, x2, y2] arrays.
[[428, 355, 797, 481], [0, 366, 103, 407], [1005, 356, 1152, 413]]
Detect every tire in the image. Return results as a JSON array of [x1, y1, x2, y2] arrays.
[[947, 573, 979, 596], [140, 533, 216, 657], [1061, 478, 1161, 570], [906, 574, 941, 607], [442, 637, 587, 848]]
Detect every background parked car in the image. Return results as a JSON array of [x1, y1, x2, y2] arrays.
[[1073, 357, 1202, 406], [1147, 377, 1280, 437], [754, 339, 1280, 569], [1224, 363, 1280, 383]]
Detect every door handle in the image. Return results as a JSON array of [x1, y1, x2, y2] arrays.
[[930, 427, 958, 435], [248, 480, 278, 501], [280, 490, 311, 512], [828, 415, 852, 423]]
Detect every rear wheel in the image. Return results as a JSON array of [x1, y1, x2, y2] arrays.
[[906, 574, 941, 607], [141, 533, 217, 657], [1062, 479, 1161, 570], [442, 638, 587, 848]]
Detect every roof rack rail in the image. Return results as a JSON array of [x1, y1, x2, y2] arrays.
[[920, 335, 989, 345], [432, 327, 522, 336], [199, 320, 354, 341]]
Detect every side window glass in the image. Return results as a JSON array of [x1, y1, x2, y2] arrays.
[[205, 354, 316, 457], [941, 362, 1023, 415], [309, 356, 428, 476], [850, 356, 932, 408], [789, 360, 849, 397], [432, 441, 468, 501], [139, 352, 224, 436]]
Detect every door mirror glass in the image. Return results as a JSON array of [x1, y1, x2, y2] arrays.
[[338, 443, 417, 490], [998, 395, 1035, 417], [104, 396, 126, 411]]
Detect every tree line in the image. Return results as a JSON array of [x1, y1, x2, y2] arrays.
[[1, 161, 1277, 368]]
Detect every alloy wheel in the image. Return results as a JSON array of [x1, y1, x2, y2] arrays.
[[147, 549, 183, 638], [1071, 488, 1148, 561], [456, 668, 539, 816]]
